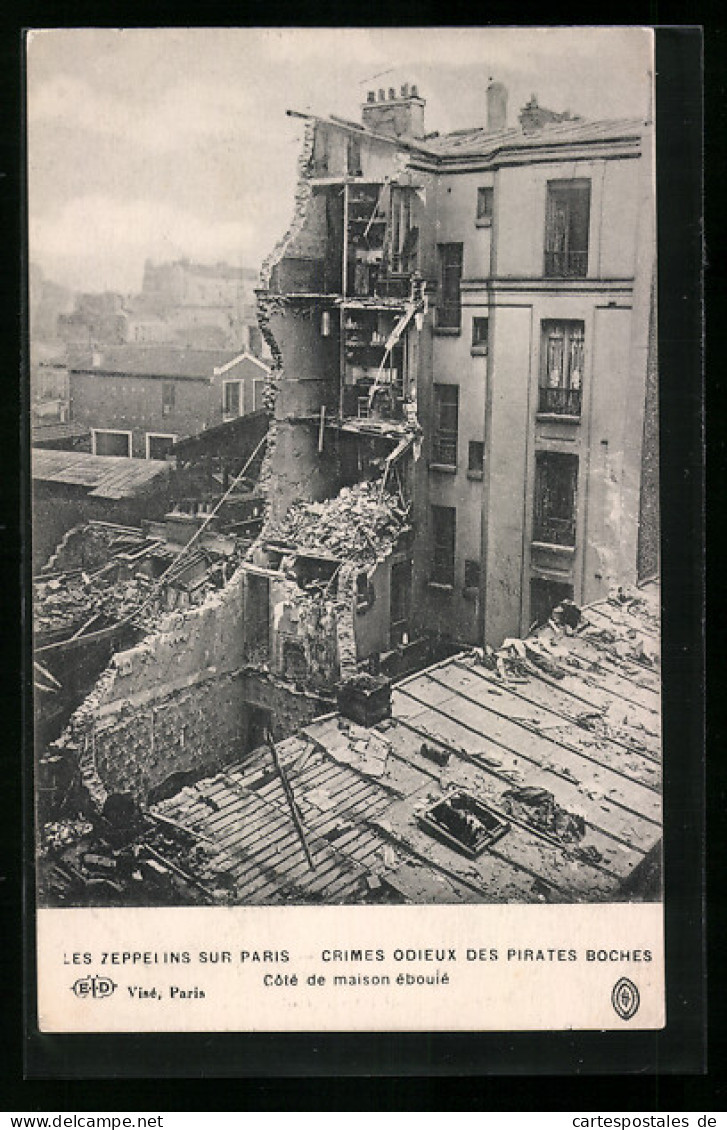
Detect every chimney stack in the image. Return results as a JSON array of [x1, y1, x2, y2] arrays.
[[361, 80, 426, 139], [486, 79, 508, 132]]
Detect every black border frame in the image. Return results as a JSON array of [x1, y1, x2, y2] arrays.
[[4, 20, 709, 1099]]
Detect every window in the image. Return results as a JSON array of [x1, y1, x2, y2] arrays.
[[530, 579, 574, 629], [223, 380, 242, 418], [253, 379, 266, 412], [432, 384, 459, 466], [347, 136, 362, 177], [146, 433, 176, 460], [92, 429, 131, 457], [437, 243, 463, 329], [472, 316, 489, 353], [544, 179, 591, 278], [390, 187, 419, 274], [476, 187, 494, 223], [539, 321, 584, 416], [468, 440, 484, 477], [533, 452, 578, 547], [464, 559, 480, 593], [161, 381, 176, 417], [431, 506, 456, 587]]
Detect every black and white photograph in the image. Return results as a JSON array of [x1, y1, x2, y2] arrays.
[[26, 27, 669, 1034]]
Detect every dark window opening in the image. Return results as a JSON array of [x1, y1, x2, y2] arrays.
[[472, 316, 489, 351], [94, 431, 130, 457], [438, 242, 463, 329], [476, 187, 494, 221], [468, 440, 485, 475], [282, 639, 307, 682], [539, 320, 584, 415], [347, 136, 363, 177], [544, 179, 591, 278], [246, 573, 270, 655], [162, 381, 176, 417], [224, 381, 241, 417], [533, 452, 578, 546], [244, 705, 272, 755], [147, 434, 175, 461], [433, 384, 459, 466], [530, 578, 574, 629], [464, 559, 480, 592], [431, 505, 456, 587], [390, 187, 419, 274], [390, 560, 412, 647]]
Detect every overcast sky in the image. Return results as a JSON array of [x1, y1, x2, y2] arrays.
[[27, 27, 653, 295]]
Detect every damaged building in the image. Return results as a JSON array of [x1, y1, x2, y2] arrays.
[[39, 585, 661, 906], [34, 76, 661, 908]]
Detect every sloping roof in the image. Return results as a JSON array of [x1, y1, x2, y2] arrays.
[[171, 408, 269, 459], [293, 108, 645, 165], [153, 585, 661, 905], [66, 345, 244, 380], [32, 448, 171, 500], [31, 421, 90, 446], [423, 116, 645, 160]]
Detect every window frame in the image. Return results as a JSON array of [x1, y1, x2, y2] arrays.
[[533, 451, 579, 547], [544, 179, 591, 278], [432, 383, 459, 469], [436, 242, 464, 331], [538, 320, 585, 417], [471, 316, 489, 355], [91, 428, 132, 458], [430, 504, 456, 588], [476, 186, 494, 226], [223, 379, 243, 419], [161, 381, 176, 417], [145, 432, 178, 461]]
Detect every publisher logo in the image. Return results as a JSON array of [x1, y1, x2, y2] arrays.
[[612, 976, 640, 1020], [71, 975, 117, 1000]]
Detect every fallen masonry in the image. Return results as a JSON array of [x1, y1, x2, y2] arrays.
[[39, 582, 662, 906]]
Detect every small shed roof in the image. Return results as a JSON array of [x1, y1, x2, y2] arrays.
[[32, 448, 171, 500]]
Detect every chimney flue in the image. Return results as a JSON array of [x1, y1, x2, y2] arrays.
[[367, 90, 375, 102], [486, 80, 508, 131], [378, 88, 385, 102], [388, 87, 396, 100], [400, 82, 409, 98]]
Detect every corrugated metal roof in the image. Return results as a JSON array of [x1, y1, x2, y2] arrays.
[[154, 585, 661, 905], [32, 448, 171, 499], [66, 345, 244, 380]]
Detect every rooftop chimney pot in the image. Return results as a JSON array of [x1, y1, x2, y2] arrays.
[[486, 79, 508, 132], [411, 84, 418, 97], [401, 82, 409, 98], [378, 88, 385, 102], [363, 83, 426, 138], [388, 87, 396, 100], [367, 90, 375, 102]]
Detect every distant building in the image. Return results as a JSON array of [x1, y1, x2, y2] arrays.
[[66, 345, 270, 460]]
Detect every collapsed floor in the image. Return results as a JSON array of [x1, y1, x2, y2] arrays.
[[39, 584, 662, 906]]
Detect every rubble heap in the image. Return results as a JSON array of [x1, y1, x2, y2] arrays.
[[264, 481, 410, 569]]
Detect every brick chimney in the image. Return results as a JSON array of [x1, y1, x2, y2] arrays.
[[519, 93, 578, 133], [486, 79, 508, 131], [362, 83, 425, 139]]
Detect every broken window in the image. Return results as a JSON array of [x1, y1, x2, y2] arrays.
[[471, 316, 489, 352], [530, 578, 574, 628], [161, 381, 176, 417], [223, 380, 241, 418], [476, 186, 494, 222], [468, 440, 484, 476], [437, 242, 463, 329], [432, 384, 459, 466], [539, 320, 584, 416], [533, 452, 578, 546], [544, 179, 591, 277], [430, 505, 456, 587], [417, 791, 510, 858]]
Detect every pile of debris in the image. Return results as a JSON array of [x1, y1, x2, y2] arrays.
[[264, 481, 409, 568], [38, 798, 237, 907], [501, 786, 586, 845]]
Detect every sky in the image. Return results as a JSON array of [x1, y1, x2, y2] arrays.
[[27, 27, 654, 295]]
